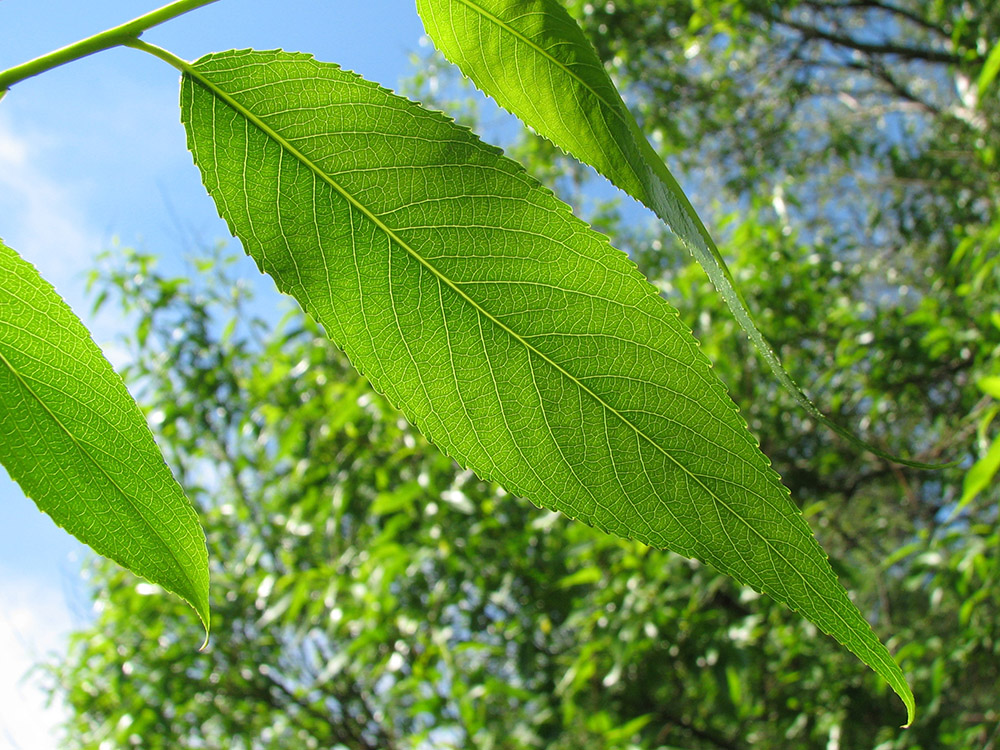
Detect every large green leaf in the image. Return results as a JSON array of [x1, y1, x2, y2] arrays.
[[173, 48, 911, 722], [417, 0, 947, 473], [0, 238, 209, 635]]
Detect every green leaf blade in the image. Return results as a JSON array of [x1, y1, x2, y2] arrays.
[[179, 49, 910, 723], [978, 38, 1000, 96], [0, 239, 209, 636], [417, 0, 950, 475]]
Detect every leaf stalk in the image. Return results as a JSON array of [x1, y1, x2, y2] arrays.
[[0, 0, 222, 94]]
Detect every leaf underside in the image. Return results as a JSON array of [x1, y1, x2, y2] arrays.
[[178, 49, 910, 722], [0, 238, 209, 635], [416, 0, 946, 476]]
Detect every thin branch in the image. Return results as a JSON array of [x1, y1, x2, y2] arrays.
[[790, 52, 946, 117], [866, 57, 945, 116], [804, 0, 951, 38], [775, 14, 967, 66], [0, 0, 222, 93]]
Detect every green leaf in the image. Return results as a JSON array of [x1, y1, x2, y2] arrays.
[[955, 377, 1000, 511], [0, 238, 209, 636], [177, 48, 911, 723], [958, 433, 1000, 510], [416, 0, 949, 472], [978, 38, 1000, 97], [978, 376, 1000, 400]]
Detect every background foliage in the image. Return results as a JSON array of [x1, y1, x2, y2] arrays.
[[47, 0, 998, 747]]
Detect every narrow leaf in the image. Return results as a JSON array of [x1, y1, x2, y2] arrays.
[[0, 238, 209, 636], [177, 49, 911, 722], [958, 433, 1000, 509], [978, 38, 1000, 97], [956, 376, 1000, 510], [417, 0, 948, 472]]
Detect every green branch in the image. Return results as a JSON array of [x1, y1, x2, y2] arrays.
[[126, 39, 197, 77], [0, 0, 222, 94]]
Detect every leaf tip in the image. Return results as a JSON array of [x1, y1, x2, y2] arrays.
[[900, 688, 916, 729], [191, 589, 211, 650]]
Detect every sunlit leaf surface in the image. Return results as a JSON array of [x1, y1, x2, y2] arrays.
[[0, 238, 209, 635], [178, 49, 909, 722]]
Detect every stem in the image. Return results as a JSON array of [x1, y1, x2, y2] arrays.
[[125, 39, 197, 77], [0, 0, 222, 93]]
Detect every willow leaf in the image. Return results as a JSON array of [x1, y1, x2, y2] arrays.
[[417, 0, 947, 474], [174, 48, 911, 723], [0, 238, 209, 635]]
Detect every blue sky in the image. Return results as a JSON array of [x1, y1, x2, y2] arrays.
[[0, 2, 427, 745]]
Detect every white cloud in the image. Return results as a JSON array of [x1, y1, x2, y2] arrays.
[[0, 124, 28, 165], [0, 570, 76, 750], [0, 114, 101, 299], [0, 114, 141, 369]]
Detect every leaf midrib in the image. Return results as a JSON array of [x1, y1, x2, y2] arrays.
[[180, 61, 833, 600]]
